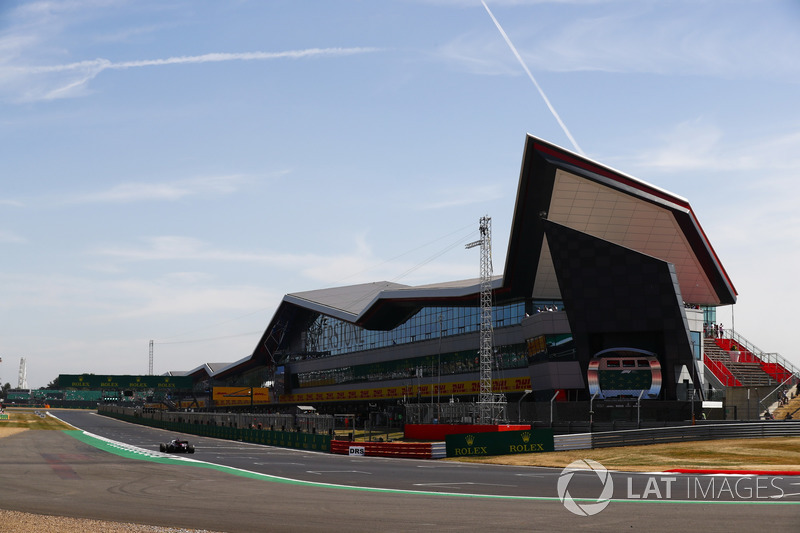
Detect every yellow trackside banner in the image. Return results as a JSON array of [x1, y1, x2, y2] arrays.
[[278, 376, 532, 404], [144, 399, 207, 410], [178, 399, 206, 409], [213, 387, 272, 406]]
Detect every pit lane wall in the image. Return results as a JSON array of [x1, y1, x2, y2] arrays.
[[98, 405, 331, 452]]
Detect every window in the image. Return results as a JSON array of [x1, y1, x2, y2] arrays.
[[299, 301, 528, 357]]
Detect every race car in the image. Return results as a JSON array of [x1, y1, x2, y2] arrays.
[[160, 438, 195, 454]]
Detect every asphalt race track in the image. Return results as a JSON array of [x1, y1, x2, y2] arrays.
[[0, 410, 797, 532]]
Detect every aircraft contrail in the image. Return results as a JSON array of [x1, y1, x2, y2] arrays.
[[23, 47, 379, 74], [481, 1, 585, 156], [14, 47, 379, 102]]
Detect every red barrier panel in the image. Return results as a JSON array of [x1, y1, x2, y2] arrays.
[[330, 440, 434, 459], [704, 357, 741, 387], [404, 423, 531, 441], [759, 362, 792, 383]]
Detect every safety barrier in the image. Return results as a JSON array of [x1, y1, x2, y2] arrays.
[[431, 442, 447, 459], [99, 407, 799, 456], [553, 433, 592, 451], [552, 421, 800, 451], [99, 408, 330, 452], [330, 440, 441, 459]]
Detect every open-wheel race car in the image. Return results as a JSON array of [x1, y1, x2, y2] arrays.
[[160, 438, 195, 454]]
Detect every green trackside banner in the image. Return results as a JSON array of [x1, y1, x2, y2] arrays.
[[60, 374, 194, 390], [100, 410, 331, 452], [445, 429, 555, 458]]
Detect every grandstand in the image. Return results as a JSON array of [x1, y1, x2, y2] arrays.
[[3, 388, 103, 409]]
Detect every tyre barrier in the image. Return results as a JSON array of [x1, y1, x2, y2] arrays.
[[330, 440, 444, 459]]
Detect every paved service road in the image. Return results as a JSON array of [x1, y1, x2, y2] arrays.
[[0, 410, 796, 532]]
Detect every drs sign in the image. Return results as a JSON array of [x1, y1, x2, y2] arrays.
[[348, 446, 366, 456]]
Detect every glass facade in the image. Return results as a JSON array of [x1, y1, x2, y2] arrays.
[[287, 300, 537, 390], [702, 306, 717, 327], [295, 343, 529, 389], [691, 331, 702, 359], [301, 301, 527, 357]]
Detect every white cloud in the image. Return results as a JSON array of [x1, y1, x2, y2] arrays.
[[419, 183, 505, 210], [437, 32, 520, 77], [0, 229, 26, 243], [625, 119, 732, 172], [2, 48, 381, 103], [12, 0, 123, 18], [0, 269, 276, 321], [89, 231, 477, 288], [0, 267, 275, 386], [625, 120, 800, 175], [93, 23, 170, 44], [107, 278, 278, 320], [90, 236, 385, 286], [64, 174, 249, 204], [0, 198, 25, 207], [441, 3, 800, 81], [161, 271, 214, 284], [91, 236, 273, 262]]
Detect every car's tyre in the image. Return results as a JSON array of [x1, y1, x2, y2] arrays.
[[160, 443, 166, 452], [187, 445, 195, 454]]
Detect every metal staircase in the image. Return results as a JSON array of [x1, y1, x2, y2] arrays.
[[726, 329, 800, 380], [704, 338, 775, 387]]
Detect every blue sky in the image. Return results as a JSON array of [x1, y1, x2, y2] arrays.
[[1, 0, 799, 389]]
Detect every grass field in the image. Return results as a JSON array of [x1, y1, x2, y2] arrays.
[[450, 436, 800, 472], [0, 408, 75, 434]]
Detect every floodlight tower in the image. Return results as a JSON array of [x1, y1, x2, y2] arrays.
[[465, 215, 494, 424], [149, 340, 154, 375], [18, 357, 28, 389]]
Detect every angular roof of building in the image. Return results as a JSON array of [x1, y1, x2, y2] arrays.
[[503, 135, 736, 306], [213, 134, 737, 379], [165, 362, 232, 380], [285, 281, 409, 321]]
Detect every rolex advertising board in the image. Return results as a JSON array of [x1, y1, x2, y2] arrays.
[[60, 374, 193, 390], [445, 429, 555, 458]]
